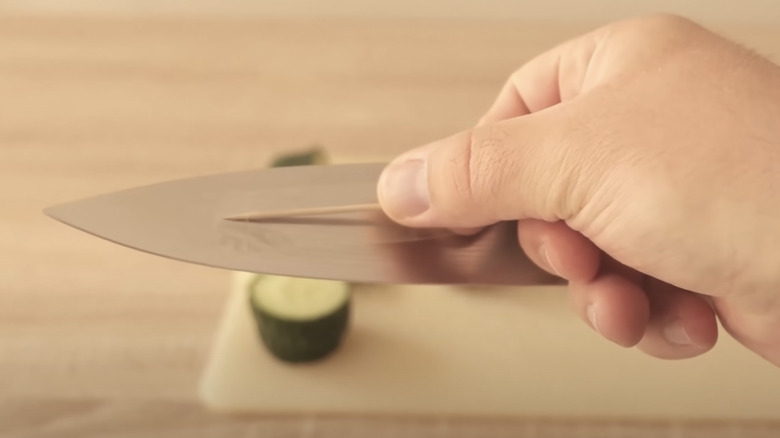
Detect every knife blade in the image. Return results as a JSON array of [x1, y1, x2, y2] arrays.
[[43, 162, 563, 285]]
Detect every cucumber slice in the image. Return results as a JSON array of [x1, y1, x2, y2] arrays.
[[248, 275, 351, 363], [269, 146, 328, 167], [245, 144, 350, 363]]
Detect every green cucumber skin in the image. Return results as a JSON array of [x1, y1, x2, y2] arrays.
[[269, 147, 327, 167], [249, 145, 347, 363], [249, 295, 350, 363]]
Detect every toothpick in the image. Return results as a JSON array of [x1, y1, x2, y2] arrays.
[[224, 203, 381, 222]]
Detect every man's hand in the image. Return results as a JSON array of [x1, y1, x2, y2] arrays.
[[377, 14, 780, 366]]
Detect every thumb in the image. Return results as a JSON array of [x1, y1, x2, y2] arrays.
[[377, 111, 599, 229]]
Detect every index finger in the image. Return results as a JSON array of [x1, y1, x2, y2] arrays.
[[477, 27, 605, 125]]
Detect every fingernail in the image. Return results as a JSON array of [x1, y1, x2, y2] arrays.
[[540, 245, 562, 276], [586, 303, 601, 335], [379, 159, 430, 218], [663, 319, 693, 346]]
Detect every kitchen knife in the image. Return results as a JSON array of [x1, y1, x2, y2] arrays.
[[43, 162, 563, 285]]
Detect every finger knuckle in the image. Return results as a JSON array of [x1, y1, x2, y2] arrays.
[[640, 12, 696, 29], [621, 13, 700, 38], [454, 125, 515, 215]]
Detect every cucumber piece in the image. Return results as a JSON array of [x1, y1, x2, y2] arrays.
[[269, 146, 328, 167], [248, 275, 351, 363], [245, 144, 351, 363]]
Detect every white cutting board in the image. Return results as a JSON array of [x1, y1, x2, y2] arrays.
[[198, 271, 780, 420]]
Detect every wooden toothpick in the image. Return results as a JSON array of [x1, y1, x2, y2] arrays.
[[224, 203, 381, 222]]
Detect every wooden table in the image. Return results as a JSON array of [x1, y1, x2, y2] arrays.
[[2, 14, 779, 437]]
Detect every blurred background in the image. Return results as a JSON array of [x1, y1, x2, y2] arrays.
[[2, 0, 780, 23], [2, 1, 780, 437]]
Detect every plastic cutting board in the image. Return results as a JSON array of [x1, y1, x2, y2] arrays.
[[198, 271, 780, 420]]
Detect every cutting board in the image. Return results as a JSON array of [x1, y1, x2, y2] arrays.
[[198, 271, 780, 420]]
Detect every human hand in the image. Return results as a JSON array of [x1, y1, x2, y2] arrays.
[[376, 14, 780, 366]]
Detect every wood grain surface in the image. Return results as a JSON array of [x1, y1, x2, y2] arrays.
[[2, 14, 780, 437]]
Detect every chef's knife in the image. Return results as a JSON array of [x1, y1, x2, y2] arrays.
[[44, 162, 563, 285]]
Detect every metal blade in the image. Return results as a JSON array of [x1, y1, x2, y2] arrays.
[[44, 162, 563, 285]]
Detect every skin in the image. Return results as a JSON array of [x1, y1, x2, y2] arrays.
[[376, 14, 780, 367]]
